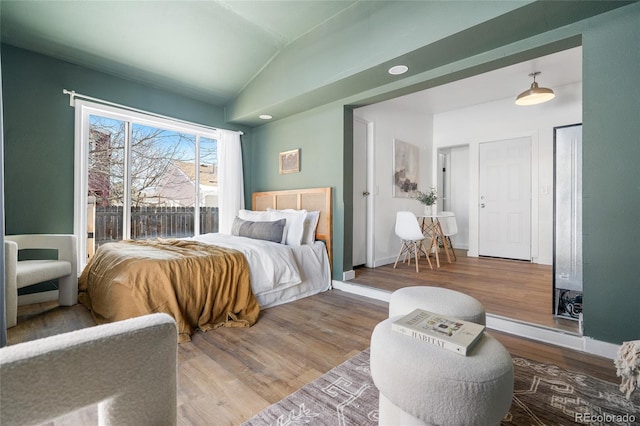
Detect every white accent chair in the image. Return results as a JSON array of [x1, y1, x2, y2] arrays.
[[438, 211, 458, 260], [393, 211, 432, 272], [4, 234, 78, 328], [0, 313, 178, 426]]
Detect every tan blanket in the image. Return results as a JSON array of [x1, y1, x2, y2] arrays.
[[79, 239, 260, 343]]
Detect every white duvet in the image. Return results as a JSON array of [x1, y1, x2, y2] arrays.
[[190, 233, 302, 295]]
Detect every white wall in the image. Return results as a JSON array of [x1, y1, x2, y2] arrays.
[[355, 104, 433, 266], [354, 82, 581, 267], [433, 82, 582, 264]]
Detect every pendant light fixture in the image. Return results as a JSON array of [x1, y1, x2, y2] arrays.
[[515, 71, 555, 106]]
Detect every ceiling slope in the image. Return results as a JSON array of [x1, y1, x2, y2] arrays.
[[227, 0, 633, 126]]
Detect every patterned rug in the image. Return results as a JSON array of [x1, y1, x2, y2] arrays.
[[242, 348, 640, 426]]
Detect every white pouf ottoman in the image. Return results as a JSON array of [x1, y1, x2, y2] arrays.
[[370, 317, 513, 426], [389, 286, 486, 325]]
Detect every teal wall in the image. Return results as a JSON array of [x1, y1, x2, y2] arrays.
[[1, 44, 247, 235], [247, 4, 640, 344], [249, 105, 345, 279], [581, 8, 640, 343]]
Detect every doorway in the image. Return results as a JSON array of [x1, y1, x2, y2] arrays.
[[352, 117, 373, 268], [478, 137, 532, 260], [349, 47, 581, 334], [437, 146, 470, 251]]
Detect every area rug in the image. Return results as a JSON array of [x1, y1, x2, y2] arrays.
[[242, 348, 640, 426]]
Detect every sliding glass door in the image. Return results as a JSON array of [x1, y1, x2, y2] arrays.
[[77, 100, 219, 265]]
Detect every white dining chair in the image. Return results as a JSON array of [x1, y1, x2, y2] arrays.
[[438, 211, 458, 260], [393, 211, 433, 272]]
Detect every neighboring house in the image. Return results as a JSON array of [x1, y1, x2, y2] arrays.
[[88, 128, 112, 206], [141, 161, 218, 208]]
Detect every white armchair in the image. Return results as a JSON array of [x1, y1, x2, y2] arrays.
[[0, 313, 178, 425], [4, 234, 78, 328]]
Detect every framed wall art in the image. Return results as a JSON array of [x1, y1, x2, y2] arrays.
[[393, 139, 419, 198], [279, 149, 300, 174]]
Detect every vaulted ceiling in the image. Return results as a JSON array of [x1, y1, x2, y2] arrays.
[[1, 0, 359, 106], [1, 1, 631, 126]]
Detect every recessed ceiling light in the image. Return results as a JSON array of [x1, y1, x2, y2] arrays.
[[259, 114, 273, 120], [388, 65, 408, 75]]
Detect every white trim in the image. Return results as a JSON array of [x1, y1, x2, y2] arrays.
[[73, 103, 89, 271], [486, 314, 584, 351], [342, 270, 355, 281], [366, 120, 375, 268], [332, 280, 392, 302], [123, 121, 132, 240], [73, 99, 221, 271], [74, 100, 219, 140], [584, 338, 621, 360], [332, 281, 620, 359], [373, 256, 396, 267]]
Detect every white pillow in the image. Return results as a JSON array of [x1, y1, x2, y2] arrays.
[[238, 209, 271, 222], [267, 208, 307, 246], [302, 211, 320, 244]]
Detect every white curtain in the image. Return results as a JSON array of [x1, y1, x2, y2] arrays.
[[218, 130, 245, 234]]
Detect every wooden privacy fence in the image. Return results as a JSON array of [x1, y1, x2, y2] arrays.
[[94, 206, 219, 247]]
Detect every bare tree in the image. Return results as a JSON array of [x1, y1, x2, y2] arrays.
[[88, 118, 197, 207]]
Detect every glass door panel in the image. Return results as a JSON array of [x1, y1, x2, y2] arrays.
[[130, 124, 196, 239], [88, 115, 125, 257]]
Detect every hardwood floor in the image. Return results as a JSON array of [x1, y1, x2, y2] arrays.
[[349, 249, 580, 333], [7, 289, 616, 425]]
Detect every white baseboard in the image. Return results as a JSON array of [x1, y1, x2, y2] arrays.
[[584, 337, 622, 360], [533, 256, 553, 266], [18, 290, 59, 306], [332, 280, 392, 303], [332, 280, 620, 360], [372, 257, 395, 268], [342, 270, 355, 281]]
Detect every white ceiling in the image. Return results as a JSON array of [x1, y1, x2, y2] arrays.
[[380, 46, 582, 115]]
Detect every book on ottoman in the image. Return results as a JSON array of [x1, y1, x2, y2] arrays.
[[392, 308, 485, 355]]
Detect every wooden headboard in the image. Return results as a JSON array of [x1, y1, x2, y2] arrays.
[[252, 187, 333, 268]]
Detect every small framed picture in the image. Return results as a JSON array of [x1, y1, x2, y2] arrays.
[[279, 149, 300, 174]]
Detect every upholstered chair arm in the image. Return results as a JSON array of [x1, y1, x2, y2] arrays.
[[0, 313, 178, 426], [4, 240, 19, 328], [5, 234, 78, 274]]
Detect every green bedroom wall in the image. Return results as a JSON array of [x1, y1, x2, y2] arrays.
[[1, 44, 247, 235], [247, 3, 640, 344], [581, 7, 640, 344], [249, 105, 345, 278]]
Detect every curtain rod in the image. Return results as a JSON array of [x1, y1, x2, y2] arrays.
[[62, 89, 243, 135]]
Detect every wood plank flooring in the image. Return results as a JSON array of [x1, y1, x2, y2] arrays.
[[349, 249, 579, 333], [6, 289, 616, 425]]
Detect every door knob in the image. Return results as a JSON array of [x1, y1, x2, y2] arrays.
[[480, 203, 486, 208], [362, 191, 370, 196]]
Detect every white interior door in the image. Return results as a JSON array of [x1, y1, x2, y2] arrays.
[[352, 117, 368, 267], [479, 137, 531, 260]]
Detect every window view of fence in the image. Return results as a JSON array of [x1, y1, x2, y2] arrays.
[[93, 206, 219, 247], [84, 112, 220, 260]]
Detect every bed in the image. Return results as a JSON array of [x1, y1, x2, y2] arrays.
[[78, 187, 333, 342]]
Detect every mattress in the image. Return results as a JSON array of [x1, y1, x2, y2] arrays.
[[190, 233, 332, 308]]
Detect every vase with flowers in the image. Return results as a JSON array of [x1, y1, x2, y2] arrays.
[[416, 187, 438, 216]]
